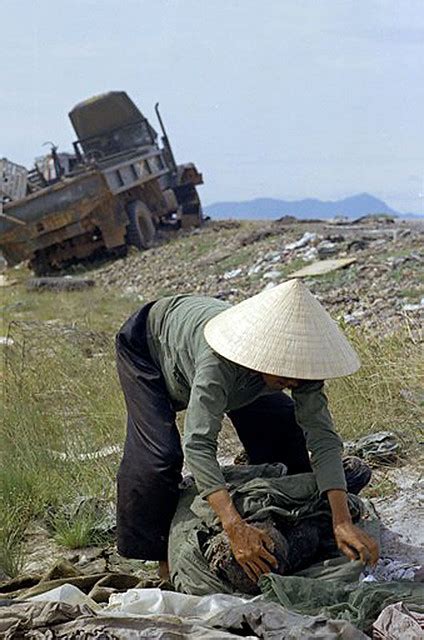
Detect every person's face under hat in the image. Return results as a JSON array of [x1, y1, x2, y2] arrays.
[[261, 373, 303, 391]]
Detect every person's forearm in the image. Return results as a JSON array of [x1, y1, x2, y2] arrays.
[[207, 488, 243, 531], [327, 489, 352, 526]]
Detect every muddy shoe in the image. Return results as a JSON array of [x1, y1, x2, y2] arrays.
[[233, 450, 250, 465], [343, 456, 372, 494]]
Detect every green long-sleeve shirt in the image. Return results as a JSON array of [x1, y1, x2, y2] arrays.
[[146, 295, 346, 498]]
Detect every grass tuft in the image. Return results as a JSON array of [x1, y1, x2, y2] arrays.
[[52, 511, 106, 549], [0, 506, 31, 578], [362, 474, 398, 500]]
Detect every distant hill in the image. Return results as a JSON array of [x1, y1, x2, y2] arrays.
[[204, 193, 422, 220]]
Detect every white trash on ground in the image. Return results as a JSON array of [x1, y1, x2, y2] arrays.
[[105, 587, 253, 619], [29, 583, 100, 611]]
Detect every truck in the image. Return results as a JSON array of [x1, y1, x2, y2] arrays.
[[0, 91, 203, 274]]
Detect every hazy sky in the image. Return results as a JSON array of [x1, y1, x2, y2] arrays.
[[1, 0, 423, 212]]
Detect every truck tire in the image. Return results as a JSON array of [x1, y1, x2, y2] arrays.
[[126, 200, 156, 250], [30, 250, 52, 276]]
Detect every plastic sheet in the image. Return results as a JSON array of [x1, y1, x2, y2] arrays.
[[8, 584, 366, 639], [29, 583, 100, 611], [106, 587, 252, 618]]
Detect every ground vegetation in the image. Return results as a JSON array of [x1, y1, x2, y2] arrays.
[[1, 217, 423, 577]]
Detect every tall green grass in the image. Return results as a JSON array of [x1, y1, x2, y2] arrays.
[[1, 321, 125, 576]]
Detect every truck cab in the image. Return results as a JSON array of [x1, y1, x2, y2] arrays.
[[69, 91, 158, 161]]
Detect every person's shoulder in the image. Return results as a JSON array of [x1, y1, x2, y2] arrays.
[[158, 294, 230, 319], [195, 347, 241, 381], [181, 295, 231, 314]]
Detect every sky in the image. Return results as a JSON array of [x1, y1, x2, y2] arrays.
[[1, 0, 423, 213]]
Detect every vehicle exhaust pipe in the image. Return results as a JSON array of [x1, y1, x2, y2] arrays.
[[155, 103, 177, 175]]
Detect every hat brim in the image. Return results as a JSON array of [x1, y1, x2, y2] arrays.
[[204, 279, 360, 379]]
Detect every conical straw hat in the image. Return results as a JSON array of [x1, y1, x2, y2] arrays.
[[204, 279, 360, 379]]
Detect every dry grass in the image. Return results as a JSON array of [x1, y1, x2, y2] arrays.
[[327, 320, 423, 444]]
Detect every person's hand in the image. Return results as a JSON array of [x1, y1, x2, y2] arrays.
[[206, 488, 278, 582], [225, 520, 278, 582], [334, 521, 379, 565]]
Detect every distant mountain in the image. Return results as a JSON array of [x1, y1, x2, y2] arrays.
[[204, 193, 422, 220]]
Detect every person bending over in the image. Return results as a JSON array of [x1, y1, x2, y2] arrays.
[[115, 279, 379, 581]]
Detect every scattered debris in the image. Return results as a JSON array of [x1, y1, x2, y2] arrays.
[[2, 217, 423, 630], [91, 218, 423, 334], [317, 240, 338, 257], [262, 269, 281, 280], [287, 257, 356, 278], [301, 246, 318, 261], [285, 231, 318, 250], [223, 268, 243, 280], [345, 432, 401, 465], [343, 310, 366, 326], [347, 238, 369, 252], [0, 274, 18, 287], [373, 601, 424, 639], [247, 263, 262, 276], [27, 276, 96, 291], [402, 297, 424, 312], [49, 444, 122, 463]]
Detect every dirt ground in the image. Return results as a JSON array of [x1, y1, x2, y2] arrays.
[[374, 466, 424, 565], [19, 460, 423, 580]]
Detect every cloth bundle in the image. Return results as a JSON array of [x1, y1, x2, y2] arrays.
[[168, 463, 378, 596], [168, 463, 424, 634]]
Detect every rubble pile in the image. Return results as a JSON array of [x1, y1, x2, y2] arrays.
[[94, 217, 424, 333]]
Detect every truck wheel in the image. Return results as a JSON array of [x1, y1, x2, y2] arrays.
[[126, 201, 156, 250], [30, 250, 51, 276]]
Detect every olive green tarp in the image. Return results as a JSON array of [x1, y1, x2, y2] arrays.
[[168, 463, 379, 596], [261, 573, 424, 634], [168, 464, 424, 634]]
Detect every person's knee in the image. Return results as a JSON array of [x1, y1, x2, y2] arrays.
[[119, 450, 182, 489]]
